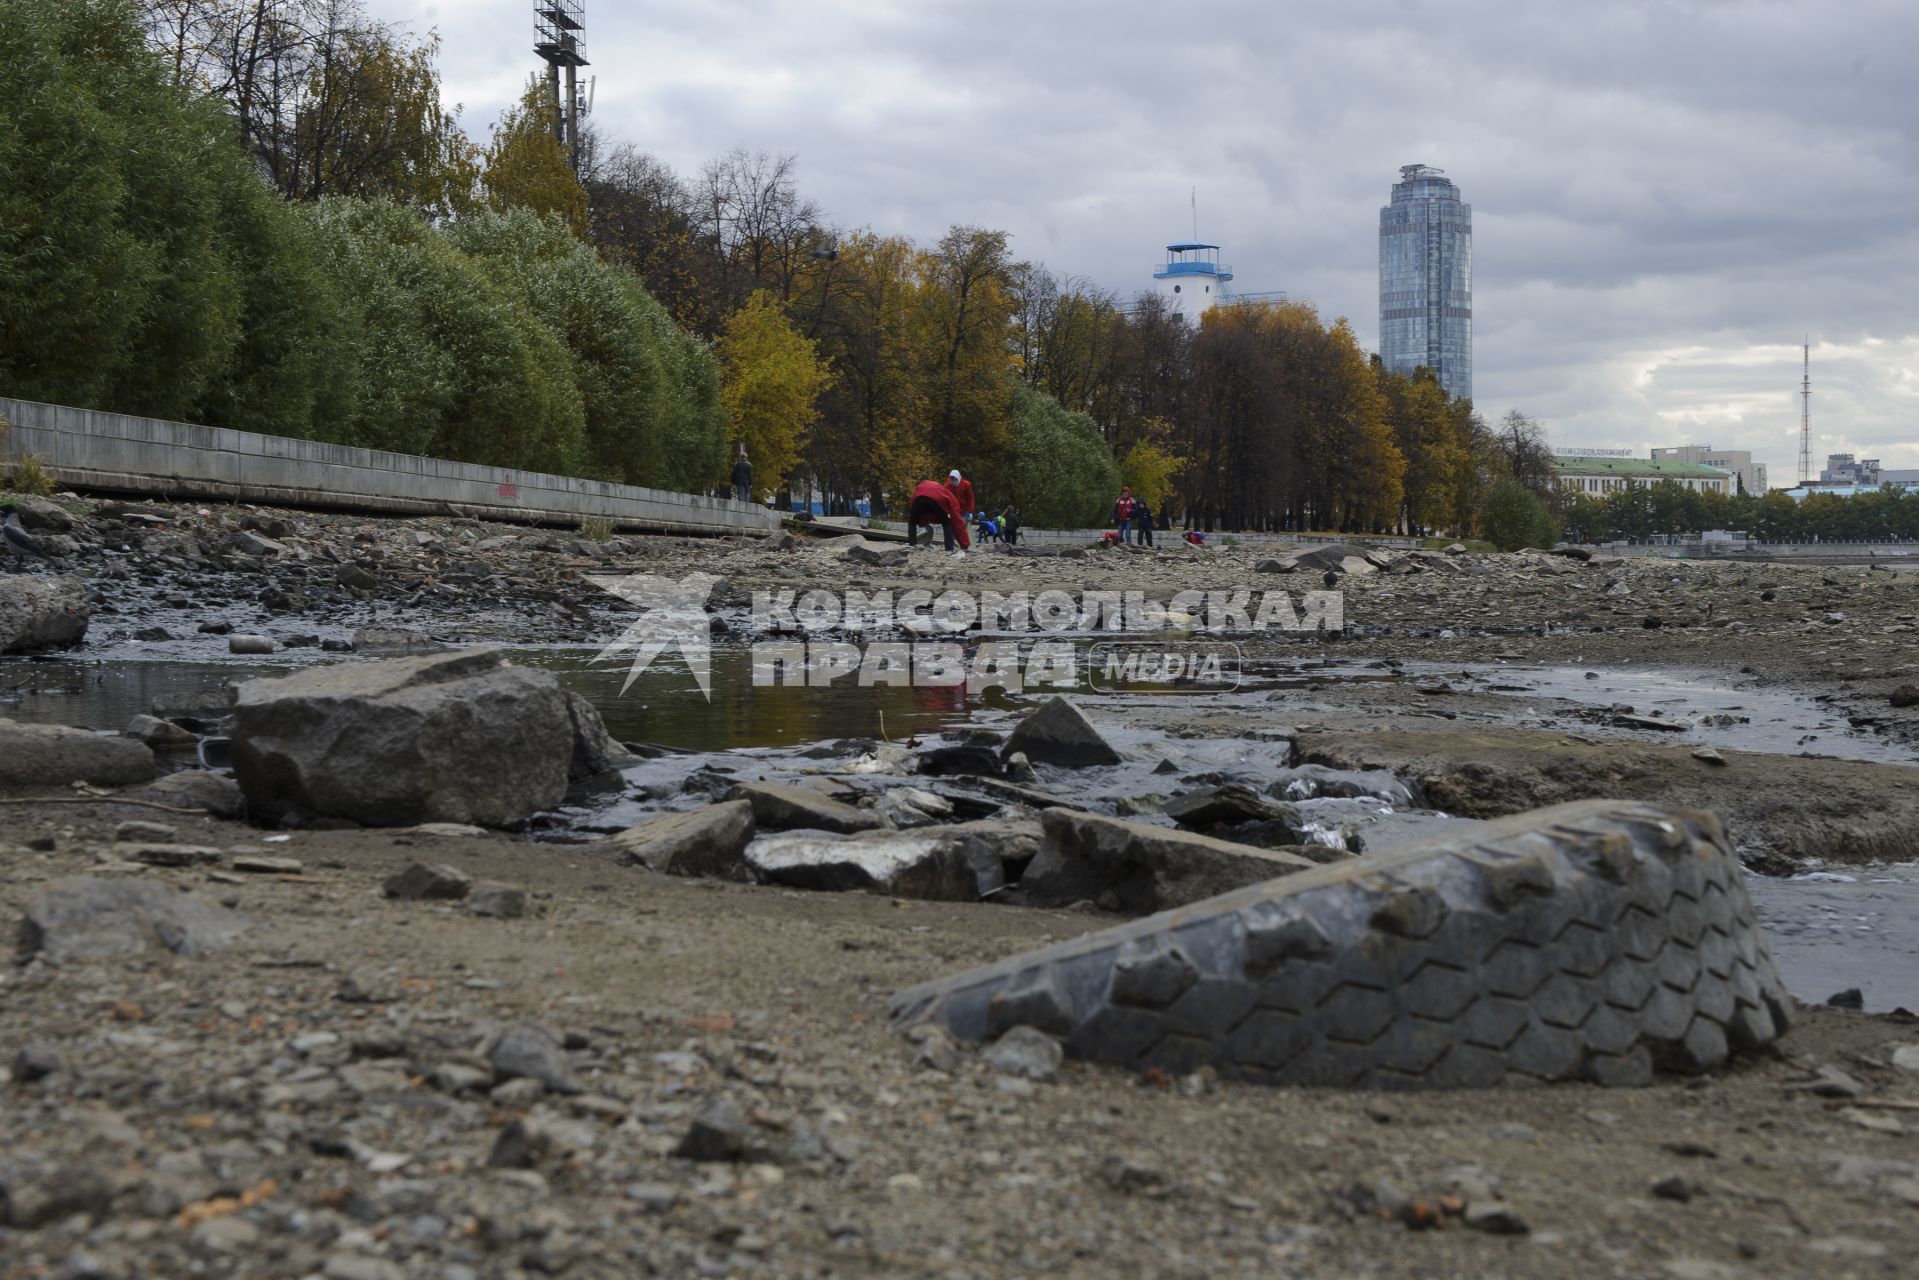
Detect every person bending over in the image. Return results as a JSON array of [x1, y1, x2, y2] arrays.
[[907, 479, 972, 555]]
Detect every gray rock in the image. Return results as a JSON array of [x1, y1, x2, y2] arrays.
[[1463, 1202, 1530, 1234], [675, 1098, 749, 1161], [0, 720, 154, 788], [352, 627, 433, 651], [1891, 685, 1919, 708], [12, 1042, 63, 1083], [1164, 784, 1300, 832], [1652, 1173, 1700, 1202], [231, 648, 572, 827], [0, 1163, 113, 1228], [19, 878, 253, 961], [0, 575, 89, 653], [1003, 696, 1122, 768], [467, 882, 528, 918], [489, 1024, 583, 1095], [870, 786, 955, 828], [602, 801, 757, 879], [132, 770, 245, 818], [431, 1061, 493, 1093], [230, 529, 288, 557], [125, 843, 223, 868], [114, 820, 177, 843], [6, 496, 73, 533], [125, 713, 198, 748], [843, 541, 909, 568], [383, 863, 471, 901], [1014, 809, 1314, 914], [727, 780, 886, 834], [984, 1026, 1063, 1082], [745, 819, 1037, 900], [563, 690, 636, 783], [227, 634, 277, 655]]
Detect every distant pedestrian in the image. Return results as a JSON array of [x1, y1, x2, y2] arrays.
[[1113, 486, 1135, 543], [731, 446, 753, 504], [977, 512, 1000, 543], [1000, 506, 1021, 546], [1133, 497, 1155, 547], [946, 469, 976, 520], [907, 479, 971, 555]]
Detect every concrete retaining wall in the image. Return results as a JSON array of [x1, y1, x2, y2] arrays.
[[0, 397, 780, 537]]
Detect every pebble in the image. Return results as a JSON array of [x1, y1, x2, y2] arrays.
[[1890, 1045, 1919, 1072], [466, 881, 527, 918], [1652, 1172, 1700, 1201], [489, 1024, 583, 1095]]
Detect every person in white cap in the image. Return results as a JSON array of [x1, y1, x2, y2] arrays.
[[945, 469, 976, 522]]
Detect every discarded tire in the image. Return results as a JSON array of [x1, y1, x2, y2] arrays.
[[889, 800, 1792, 1088]]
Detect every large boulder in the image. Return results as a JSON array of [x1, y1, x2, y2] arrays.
[[20, 878, 253, 961], [230, 648, 572, 827], [602, 801, 757, 879], [726, 781, 886, 834], [745, 819, 1040, 900], [1002, 697, 1122, 768], [892, 800, 1794, 1090], [0, 576, 89, 653], [0, 720, 153, 788], [1015, 809, 1314, 914], [1255, 544, 1381, 577]]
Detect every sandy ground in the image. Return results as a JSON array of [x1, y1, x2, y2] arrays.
[[2, 800, 1918, 1280]]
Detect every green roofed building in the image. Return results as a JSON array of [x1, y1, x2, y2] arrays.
[[1551, 455, 1734, 498]]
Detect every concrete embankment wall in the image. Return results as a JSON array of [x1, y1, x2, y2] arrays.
[[0, 397, 780, 537], [1598, 539, 1919, 562]]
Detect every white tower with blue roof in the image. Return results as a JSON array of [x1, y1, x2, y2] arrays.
[[1153, 242, 1232, 317]]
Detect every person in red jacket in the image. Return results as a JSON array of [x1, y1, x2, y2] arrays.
[[908, 479, 971, 554], [946, 469, 976, 519]]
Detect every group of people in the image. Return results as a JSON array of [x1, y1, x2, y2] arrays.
[[906, 470, 1020, 556], [1108, 485, 1156, 546]]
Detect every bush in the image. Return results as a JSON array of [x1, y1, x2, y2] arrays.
[[1482, 479, 1560, 551]]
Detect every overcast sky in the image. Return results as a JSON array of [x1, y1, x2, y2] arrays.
[[393, 0, 1919, 482]]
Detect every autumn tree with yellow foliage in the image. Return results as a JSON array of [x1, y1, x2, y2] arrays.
[[482, 88, 588, 235], [718, 292, 831, 494]]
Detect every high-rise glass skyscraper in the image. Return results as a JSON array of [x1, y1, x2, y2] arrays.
[[1378, 164, 1472, 401]]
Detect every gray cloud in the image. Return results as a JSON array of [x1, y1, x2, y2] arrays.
[[398, 0, 1919, 476]]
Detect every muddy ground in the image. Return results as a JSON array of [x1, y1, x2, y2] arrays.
[[4, 497, 1919, 1277]]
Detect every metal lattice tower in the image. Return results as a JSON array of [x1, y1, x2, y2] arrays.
[[534, 2, 589, 172], [1799, 340, 1811, 486]]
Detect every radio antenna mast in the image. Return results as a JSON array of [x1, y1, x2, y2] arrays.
[[1798, 339, 1812, 486]]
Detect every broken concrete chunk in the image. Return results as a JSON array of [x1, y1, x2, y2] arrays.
[[745, 819, 1038, 900], [0, 720, 154, 788], [1014, 809, 1314, 914]]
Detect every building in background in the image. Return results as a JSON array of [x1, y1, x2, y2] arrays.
[[1650, 445, 1767, 495], [1378, 164, 1472, 401], [1817, 453, 1919, 486], [1150, 241, 1286, 319], [1551, 455, 1733, 497]]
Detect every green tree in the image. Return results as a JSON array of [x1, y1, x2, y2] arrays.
[[1118, 435, 1184, 513], [305, 198, 584, 471], [1005, 382, 1119, 527], [1482, 478, 1559, 551], [718, 291, 830, 492]]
